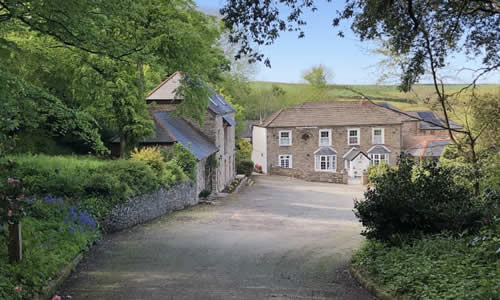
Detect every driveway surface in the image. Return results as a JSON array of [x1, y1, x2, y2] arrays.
[[60, 176, 373, 300]]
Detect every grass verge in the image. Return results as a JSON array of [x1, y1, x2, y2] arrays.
[[351, 233, 500, 300]]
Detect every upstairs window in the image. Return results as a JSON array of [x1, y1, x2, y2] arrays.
[[372, 128, 384, 144], [348, 128, 360, 145], [279, 130, 292, 146], [279, 155, 292, 168], [319, 129, 332, 146], [371, 153, 388, 165], [315, 155, 337, 172]]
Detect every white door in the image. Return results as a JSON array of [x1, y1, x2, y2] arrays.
[[348, 155, 370, 184]]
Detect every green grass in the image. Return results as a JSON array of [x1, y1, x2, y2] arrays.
[[245, 81, 499, 119]]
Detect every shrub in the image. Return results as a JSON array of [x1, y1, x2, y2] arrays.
[[236, 138, 252, 161], [367, 162, 390, 183], [355, 155, 482, 243], [130, 146, 166, 174], [199, 189, 211, 199], [351, 232, 500, 300], [236, 159, 254, 176], [160, 143, 197, 181]]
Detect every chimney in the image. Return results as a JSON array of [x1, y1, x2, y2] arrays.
[[360, 96, 369, 106]]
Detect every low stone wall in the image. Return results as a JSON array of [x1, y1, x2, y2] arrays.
[[102, 181, 197, 233], [269, 166, 346, 184]]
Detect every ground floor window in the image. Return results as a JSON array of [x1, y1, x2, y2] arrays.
[[279, 155, 292, 168], [371, 154, 388, 165], [315, 155, 336, 172]]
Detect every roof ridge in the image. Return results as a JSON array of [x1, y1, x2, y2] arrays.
[[265, 108, 284, 127], [147, 71, 183, 97]]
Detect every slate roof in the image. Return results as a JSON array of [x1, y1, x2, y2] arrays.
[[257, 101, 406, 128], [110, 119, 176, 144], [223, 115, 236, 126], [209, 92, 235, 115], [147, 72, 235, 115], [367, 145, 391, 154], [407, 111, 462, 130], [153, 111, 217, 160], [314, 147, 337, 155], [343, 148, 360, 161], [238, 120, 259, 138], [405, 136, 451, 158]]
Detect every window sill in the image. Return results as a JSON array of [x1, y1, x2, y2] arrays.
[[279, 144, 292, 146], [314, 169, 337, 173]]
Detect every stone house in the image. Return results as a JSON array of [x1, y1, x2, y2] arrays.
[[112, 72, 236, 194], [252, 99, 462, 183], [252, 99, 405, 184]]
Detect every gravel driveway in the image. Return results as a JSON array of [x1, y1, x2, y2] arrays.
[[59, 175, 373, 300]]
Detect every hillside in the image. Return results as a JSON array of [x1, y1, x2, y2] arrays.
[[242, 81, 499, 121]]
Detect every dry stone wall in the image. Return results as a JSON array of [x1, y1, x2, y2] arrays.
[[102, 181, 197, 233]]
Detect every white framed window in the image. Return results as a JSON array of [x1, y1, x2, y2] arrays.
[[370, 154, 388, 166], [372, 128, 384, 144], [279, 155, 292, 168], [319, 129, 332, 146], [314, 155, 337, 172], [279, 130, 292, 146], [347, 128, 360, 145]]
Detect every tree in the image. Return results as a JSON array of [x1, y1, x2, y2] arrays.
[[220, 0, 500, 194], [302, 65, 333, 89], [1, 0, 230, 157]]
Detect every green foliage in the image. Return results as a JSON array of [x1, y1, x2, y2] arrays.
[[0, 197, 99, 299], [367, 162, 390, 183], [198, 189, 211, 199], [0, 72, 108, 155], [355, 155, 482, 243], [2, 0, 229, 156], [130, 146, 166, 174], [236, 138, 252, 161], [160, 143, 197, 181], [302, 64, 332, 89], [0, 154, 188, 218], [352, 229, 500, 300], [236, 159, 254, 176]]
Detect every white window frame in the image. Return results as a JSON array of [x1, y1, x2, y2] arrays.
[[314, 154, 337, 172], [347, 128, 360, 145], [318, 129, 332, 146], [372, 128, 385, 145], [278, 155, 292, 168], [370, 153, 389, 166], [279, 130, 292, 146]]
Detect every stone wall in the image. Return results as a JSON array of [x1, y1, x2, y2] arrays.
[[269, 166, 345, 183], [102, 181, 197, 233], [266, 124, 403, 177]]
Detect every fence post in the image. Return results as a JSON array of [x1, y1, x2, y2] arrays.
[[8, 222, 22, 264]]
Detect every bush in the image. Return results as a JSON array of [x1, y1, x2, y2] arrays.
[[351, 230, 500, 300], [355, 155, 482, 243], [130, 146, 166, 174], [236, 138, 252, 161], [199, 189, 211, 199], [367, 162, 390, 183], [160, 143, 197, 181], [236, 159, 254, 176], [0, 154, 187, 218], [0, 197, 99, 299]]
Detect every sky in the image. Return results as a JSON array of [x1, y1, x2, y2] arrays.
[[195, 0, 500, 85]]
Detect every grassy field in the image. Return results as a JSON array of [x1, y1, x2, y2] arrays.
[[246, 81, 499, 118]]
